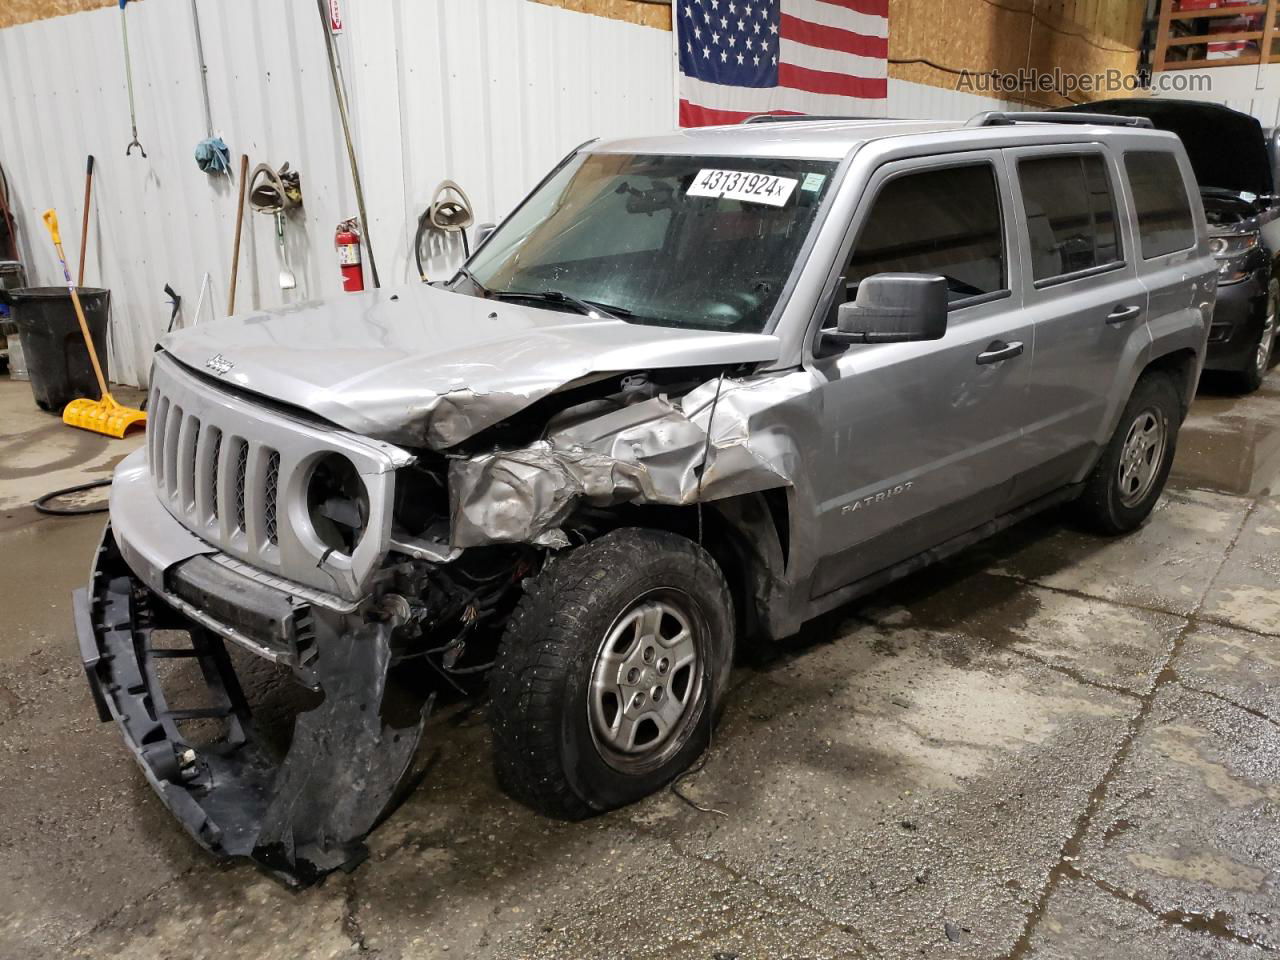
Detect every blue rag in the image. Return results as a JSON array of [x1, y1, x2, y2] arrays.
[[194, 137, 232, 175]]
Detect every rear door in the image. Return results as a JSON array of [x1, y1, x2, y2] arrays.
[[807, 152, 1036, 596], [1004, 144, 1150, 502]]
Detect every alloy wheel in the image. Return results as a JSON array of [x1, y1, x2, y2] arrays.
[[1117, 407, 1167, 508], [588, 591, 703, 773]]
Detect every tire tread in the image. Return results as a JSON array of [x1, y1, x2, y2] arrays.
[[489, 528, 731, 820]]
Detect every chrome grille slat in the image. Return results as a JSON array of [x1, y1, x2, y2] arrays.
[[163, 403, 183, 499], [150, 395, 171, 486], [177, 414, 200, 512]]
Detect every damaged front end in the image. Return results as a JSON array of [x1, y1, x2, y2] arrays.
[[449, 369, 811, 549], [78, 351, 807, 886]]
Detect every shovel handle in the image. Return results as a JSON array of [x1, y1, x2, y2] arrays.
[[43, 208, 62, 246]]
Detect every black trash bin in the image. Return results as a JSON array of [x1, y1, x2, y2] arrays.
[[3, 287, 111, 412]]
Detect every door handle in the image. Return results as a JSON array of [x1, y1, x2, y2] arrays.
[[1106, 304, 1142, 324], [976, 340, 1024, 365]]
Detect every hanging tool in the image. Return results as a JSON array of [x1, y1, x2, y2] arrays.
[[163, 283, 182, 333], [315, 0, 379, 287], [248, 163, 302, 291], [77, 156, 95, 286], [192, 272, 213, 325], [118, 0, 146, 157], [189, 0, 230, 174], [227, 154, 249, 314], [41, 209, 146, 438], [274, 211, 296, 290], [415, 180, 475, 281]]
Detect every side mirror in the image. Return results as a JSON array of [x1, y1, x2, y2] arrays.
[[826, 273, 948, 345], [474, 222, 497, 248]]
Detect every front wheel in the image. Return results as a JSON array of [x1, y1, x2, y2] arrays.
[[1073, 373, 1182, 535], [489, 528, 735, 819]]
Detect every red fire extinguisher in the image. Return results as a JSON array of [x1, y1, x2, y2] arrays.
[[336, 218, 364, 292]]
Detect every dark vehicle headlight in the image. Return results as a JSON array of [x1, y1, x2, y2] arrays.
[[1209, 232, 1259, 260], [306, 453, 369, 556]]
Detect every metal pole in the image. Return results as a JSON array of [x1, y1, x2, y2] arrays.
[[315, 0, 380, 288], [190, 0, 214, 139]]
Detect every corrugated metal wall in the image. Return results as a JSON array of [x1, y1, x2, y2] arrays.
[[0, 0, 675, 386], [0, 0, 1019, 387]]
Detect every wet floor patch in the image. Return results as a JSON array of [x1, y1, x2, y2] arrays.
[[1171, 382, 1280, 497]]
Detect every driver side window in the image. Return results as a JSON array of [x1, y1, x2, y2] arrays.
[[846, 163, 1007, 303]]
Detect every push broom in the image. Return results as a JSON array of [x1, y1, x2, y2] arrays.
[[42, 209, 145, 438]]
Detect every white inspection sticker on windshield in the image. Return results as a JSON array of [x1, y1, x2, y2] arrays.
[[687, 169, 799, 207]]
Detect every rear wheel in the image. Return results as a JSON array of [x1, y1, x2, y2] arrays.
[[1073, 373, 1181, 535], [489, 528, 734, 819], [1229, 279, 1277, 393]]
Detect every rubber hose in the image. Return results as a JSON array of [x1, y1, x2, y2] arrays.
[[34, 478, 112, 516], [414, 209, 430, 281]]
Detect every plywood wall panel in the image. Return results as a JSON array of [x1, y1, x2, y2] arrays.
[[889, 0, 1140, 108]]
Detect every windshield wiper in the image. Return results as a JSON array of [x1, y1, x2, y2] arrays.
[[492, 289, 632, 320]]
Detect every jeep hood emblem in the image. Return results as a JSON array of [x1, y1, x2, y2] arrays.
[[205, 354, 234, 375]]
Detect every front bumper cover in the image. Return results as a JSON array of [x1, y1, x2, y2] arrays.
[[1205, 270, 1268, 373], [77, 524, 431, 886]]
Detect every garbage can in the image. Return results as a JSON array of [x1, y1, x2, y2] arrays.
[[3, 286, 111, 412]]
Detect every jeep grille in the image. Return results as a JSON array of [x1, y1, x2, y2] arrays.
[[143, 353, 411, 601]]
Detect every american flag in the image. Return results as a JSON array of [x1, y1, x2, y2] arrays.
[[674, 0, 888, 127]]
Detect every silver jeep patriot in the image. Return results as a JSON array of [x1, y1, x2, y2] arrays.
[[77, 112, 1217, 883]]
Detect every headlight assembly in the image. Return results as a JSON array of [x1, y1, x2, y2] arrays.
[[1209, 232, 1259, 259]]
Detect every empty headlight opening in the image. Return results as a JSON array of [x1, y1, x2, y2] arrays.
[[306, 453, 370, 557]]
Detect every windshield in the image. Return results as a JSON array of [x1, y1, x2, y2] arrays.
[[461, 153, 837, 333]]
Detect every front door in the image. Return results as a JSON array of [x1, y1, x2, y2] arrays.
[[807, 152, 1035, 597]]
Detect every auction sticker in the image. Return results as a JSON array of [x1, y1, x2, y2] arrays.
[[687, 169, 798, 207]]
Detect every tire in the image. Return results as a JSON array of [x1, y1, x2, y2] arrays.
[[1228, 279, 1278, 394], [1073, 372, 1182, 535], [489, 528, 735, 820]]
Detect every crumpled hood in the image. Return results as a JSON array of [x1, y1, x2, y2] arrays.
[[160, 283, 781, 449]]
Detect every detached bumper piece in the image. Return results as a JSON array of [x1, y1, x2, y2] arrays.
[[77, 526, 430, 886]]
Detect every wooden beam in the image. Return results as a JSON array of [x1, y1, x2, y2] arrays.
[[1162, 52, 1263, 68], [1262, 0, 1279, 64], [1165, 30, 1263, 45], [1153, 0, 1174, 70], [1168, 4, 1266, 19]]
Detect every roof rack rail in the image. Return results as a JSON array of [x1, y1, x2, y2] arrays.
[[741, 113, 897, 124], [967, 110, 1154, 129]]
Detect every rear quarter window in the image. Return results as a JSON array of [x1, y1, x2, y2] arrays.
[[1125, 151, 1196, 259], [1017, 153, 1122, 283]]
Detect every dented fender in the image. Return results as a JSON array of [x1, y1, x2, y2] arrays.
[[447, 370, 815, 548]]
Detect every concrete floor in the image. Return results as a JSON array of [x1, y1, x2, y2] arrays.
[[0, 370, 1278, 959]]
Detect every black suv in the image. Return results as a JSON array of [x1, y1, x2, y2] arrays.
[[1064, 98, 1278, 391]]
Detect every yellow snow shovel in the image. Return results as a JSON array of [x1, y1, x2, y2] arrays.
[[42, 209, 146, 438]]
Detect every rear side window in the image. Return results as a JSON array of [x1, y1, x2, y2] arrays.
[[847, 163, 1006, 302], [1125, 151, 1195, 258], [1018, 154, 1122, 282]]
